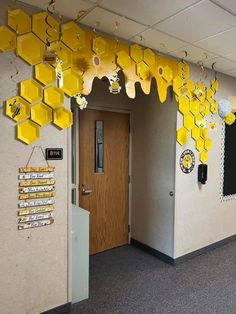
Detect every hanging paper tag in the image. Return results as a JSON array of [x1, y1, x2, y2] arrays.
[[19, 173, 55, 180], [19, 185, 55, 194], [19, 179, 55, 187], [18, 218, 54, 230], [19, 191, 55, 200], [18, 212, 53, 223], [43, 50, 57, 64], [18, 205, 54, 216], [19, 199, 54, 208]]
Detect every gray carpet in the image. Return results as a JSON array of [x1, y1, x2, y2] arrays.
[[72, 242, 236, 314]]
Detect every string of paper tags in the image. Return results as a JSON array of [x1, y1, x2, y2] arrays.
[[18, 166, 55, 230]]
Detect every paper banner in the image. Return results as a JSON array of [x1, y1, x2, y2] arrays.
[[18, 205, 54, 216]]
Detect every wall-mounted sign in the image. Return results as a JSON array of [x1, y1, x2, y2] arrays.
[[45, 148, 63, 160], [180, 149, 195, 174]]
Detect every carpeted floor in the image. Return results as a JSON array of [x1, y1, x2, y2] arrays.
[[72, 242, 236, 314]]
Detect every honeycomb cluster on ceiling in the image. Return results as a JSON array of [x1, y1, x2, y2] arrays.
[[0, 7, 227, 164]]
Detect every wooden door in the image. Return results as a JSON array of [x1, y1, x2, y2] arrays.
[[79, 109, 129, 255]]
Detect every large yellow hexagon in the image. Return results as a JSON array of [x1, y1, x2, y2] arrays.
[[31, 103, 52, 126], [190, 98, 200, 116], [143, 48, 155, 67], [196, 138, 205, 152], [186, 80, 195, 98], [44, 86, 64, 109], [178, 96, 189, 114], [17, 120, 40, 145], [211, 79, 219, 92], [206, 88, 214, 101], [210, 101, 218, 114], [200, 150, 208, 163], [62, 69, 83, 97], [50, 41, 72, 70], [53, 107, 73, 129], [205, 138, 212, 151], [130, 44, 143, 63], [117, 50, 132, 69], [184, 113, 195, 130], [5, 96, 30, 122], [200, 100, 210, 117], [20, 79, 43, 103], [92, 37, 109, 56], [0, 26, 16, 52], [35, 63, 56, 86], [17, 33, 45, 65], [161, 65, 173, 83], [136, 61, 150, 80], [32, 12, 59, 43], [178, 61, 190, 80], [8, 9, 31, 34], [61, 21, 85, 51], [177, 127, 188, 146], [191, 127, 201, 141], [173, 76, 184, 96]]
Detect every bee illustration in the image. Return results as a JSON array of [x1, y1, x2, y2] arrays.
[[109, 76, 122, 94], [9, 100, 21, 118]]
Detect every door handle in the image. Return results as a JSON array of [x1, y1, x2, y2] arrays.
[[81, 188, 93, 195]]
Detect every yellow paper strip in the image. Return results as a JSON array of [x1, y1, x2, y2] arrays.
[[18, 205, 54, 216], [19, 179, 55, 187], [19, 191, 55, 200], [19, 166, 55, 173]]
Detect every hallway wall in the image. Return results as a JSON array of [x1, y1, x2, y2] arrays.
[[0, 1, 69, 313]]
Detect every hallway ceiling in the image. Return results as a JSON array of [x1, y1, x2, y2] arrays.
[[20, 0, 236, 78]]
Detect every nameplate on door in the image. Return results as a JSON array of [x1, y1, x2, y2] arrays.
[[45, 148, 63, 160]]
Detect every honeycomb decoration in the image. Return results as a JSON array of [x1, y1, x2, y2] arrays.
[[35, 63, 56, 86], [20, 79, 43, 103], [0, 26, 16, 52], [17, 120, 40, 145], [44, 86, 64, 109], [31, 103, 52, 126], [5, 96, 30, 122], [17, 33, 45, 65], [61, 21, 85, 51], [62, 69, 83, 97], [8, 9, 31, 34], [32, 12, 59, 43], [92, 37, 109, 57], [53, 107, 73, 129], [50, 42, 72, 70]]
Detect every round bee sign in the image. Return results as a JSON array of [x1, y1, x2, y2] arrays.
[[180, 149, 195, 174]]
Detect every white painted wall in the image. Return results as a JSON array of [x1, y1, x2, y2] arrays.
[[174, 67, 236, 258], [0, 1, 70, 313]]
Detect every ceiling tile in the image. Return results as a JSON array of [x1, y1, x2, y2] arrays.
[[131, 28, 187, 53], [21, 0, 92, 20], [155, 0, 236, 43], [80, 7, 147, 39], [202, 57, 236, 72], [169, 45, 217, 63], [195, 27, 236, 55], [213, 0, 236, 15], [222, 68, 236, 77], [99, 0, 200, 26], [226, 51, 236, 62]]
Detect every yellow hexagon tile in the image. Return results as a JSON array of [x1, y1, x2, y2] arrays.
[[0, 26, 16, 52], [200, 100, 210, 117], [184, 112, 195, 131], [5, 96, 30, 122], [143, 48, 155, 66], [130, 44, 143, 63], [62, 69, 83, 97], [8, 9, 31, 34], [191, 127, 201, 141], [31, 103, 52, 126], [201, 128, 208, 139], [196, 138, 205, 152], [61, 21, 85, 51], [17, 119, 40, 145], [20, 79, 43, 103], [17, 33, 45, 65], [44, 86, 64, 109], [177, 127, 188, 145], [206, 88, 214, 101], [178, 61, 190, 80], [195, 114, 205, 127], [35, 63, 56, 86], [186, 80, 195, 98], [50, 41, 72, 70], [173, 76, 184, 96], [211, 79, 219, 92], [32, 12, 59, 43], [224, 113, 236, 125], [161, 65, 173, 83], [136, 61, 150, 80], [190, 98, 200, 116], [117, 50, 132, 69], [200, 150, 208, 163], [210, 101, 218, 114], [92, 36, 109, 56], [53, 107, 73, 129], [178, 96, 189, 114], [205, 138, 212, 151]]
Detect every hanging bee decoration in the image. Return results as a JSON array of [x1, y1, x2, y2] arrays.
[[55, 58, 63, 88], [109, 75, 122, 94], [74, 93, 88, 110], [9, 99, 21, 118]]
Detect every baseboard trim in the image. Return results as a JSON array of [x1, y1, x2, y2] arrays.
[[131, 238, 174, 265], [131, 234, 236, 265], [41, 302, 71, 314]]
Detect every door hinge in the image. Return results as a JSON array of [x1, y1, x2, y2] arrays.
[[128, 224, 131, 233]]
